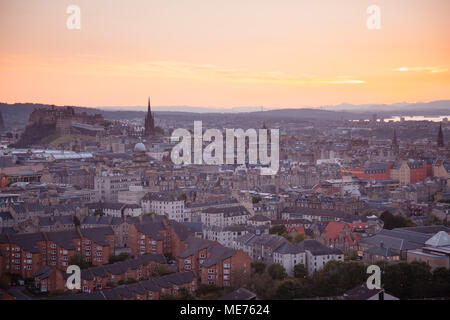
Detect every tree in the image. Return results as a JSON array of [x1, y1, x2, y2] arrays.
[[426, 215, 443, 226], [251, 261, 267, 275], [109, 252, 131, 264], [178, 192, 187, 202], [274, 279, 306, 300], [0, 275, 11, 290], [94, 208, 104, 216], [252, 196, 262, 204], [267, 263, 287, 281], [380, 211, 416, 230], [293, 264, 308, 279], [383, 261, 432, 299], [269, 225, 287, 236], [73, 215, 81, 227], [293, 232, 307, 244], [251, 271, 277, 300], [154, 263, 174, 276], [309, 260, 367, 297], [69, 253, 92, 269]]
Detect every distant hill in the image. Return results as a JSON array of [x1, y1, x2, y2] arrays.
[[318, 100, 450, 116], [1, 100, 449, 130]]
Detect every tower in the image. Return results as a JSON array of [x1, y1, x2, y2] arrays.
[[392, 129, 399, 156], [437, 123, 444, 147], [0, 110, 4, 132], [144, 97, 155, 137]]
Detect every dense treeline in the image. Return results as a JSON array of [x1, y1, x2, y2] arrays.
[[246, 260, 450, 300]]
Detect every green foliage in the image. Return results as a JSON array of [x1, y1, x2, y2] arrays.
[[251, 272, 278, 300], [94, 209, 104, 216], [309, 260, 367, 297], [293, 264, 308, 279], [267, 263, 287, 281], [382, 261, 432, 299], [69, 253, 92, 269], [251, 261, 267, 275], [196, 284, 230, 300], [73, 215, 81, 227], [380, 211, 416, 230], [426, 215, 444, 226], [293, 232, 307, 244], [176, 287, 196, 300], [274, 279, 307, 300], [178, 192, 187, 202], [269, 225, 287, 236], [108, 252, 132, 264], [0, 275, 11, 290], [154, 263, 174, 276], [48, 289, 71, 297], [125, 278, 137, 284], [252, 196, 262, 204]]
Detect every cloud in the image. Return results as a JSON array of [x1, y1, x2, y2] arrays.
[[393, 67, 447, 73]]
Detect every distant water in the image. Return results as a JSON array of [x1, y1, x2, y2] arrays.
[[383, 116, 450, 122]]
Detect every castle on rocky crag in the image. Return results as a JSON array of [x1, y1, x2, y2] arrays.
[[28, 106, 104, 134], [16, 106, 105, 147]]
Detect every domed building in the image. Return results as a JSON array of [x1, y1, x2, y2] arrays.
[[134, 142, 146, 152], [133, 142, 149, 168]]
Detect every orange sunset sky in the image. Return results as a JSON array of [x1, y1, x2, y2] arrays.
[[0, 0, 449, 109]]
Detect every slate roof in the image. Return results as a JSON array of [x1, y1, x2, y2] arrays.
[[168, 220, 194, 241], [178, 236, 216, 259], [80, 226, 114, 246], [2, 232, 46, 253], [203, 205, 250, 217], [133, 222, 164, 240], [201, 245, 237, 268], [142, 192, 179, 202], [219, 287, 257, 300], [46, 230, 79, 250], [343, 284, 384, 300], [274, 242, 304, 255], [34, 265, 56, 280], [365, 246, 399, 257], [297, 239, 343, 256]]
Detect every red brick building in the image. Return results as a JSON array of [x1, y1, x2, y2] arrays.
[[0, 226, 115, 278], [199, 246, 251, 287]]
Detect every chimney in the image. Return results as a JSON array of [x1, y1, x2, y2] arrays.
[[378, 291, 384, 300], [380, 241, 384, 248]]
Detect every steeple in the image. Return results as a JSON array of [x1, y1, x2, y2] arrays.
[[392, 128, 399, 156], [437, 123, 444, 147], [144, 96, 155, 137]]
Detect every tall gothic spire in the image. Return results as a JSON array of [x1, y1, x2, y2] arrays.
[[144, 96, 155, 137], [392, 128, 399, 156], [437, 123, 444, 147]]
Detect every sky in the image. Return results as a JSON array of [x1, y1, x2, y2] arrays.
[[0, 0, 449, 109]]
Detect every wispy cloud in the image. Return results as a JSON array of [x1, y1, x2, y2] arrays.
[[393, 67, 448, 73], [100, 60, 366, 86]]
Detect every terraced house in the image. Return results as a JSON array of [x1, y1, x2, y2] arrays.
[[0, 226, 115, 278], [201, 205, 250, 227], [128, 217, 193, 257]]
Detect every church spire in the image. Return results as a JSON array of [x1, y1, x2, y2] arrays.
[[437, 123, 444, 147], [392, 128, 399, 156], [144, 96, 155, 137]]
